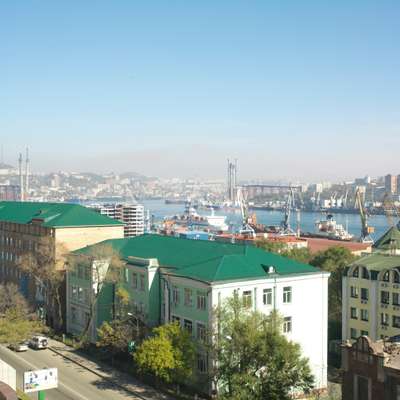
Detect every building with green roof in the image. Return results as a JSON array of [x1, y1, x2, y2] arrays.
[[342, 225, 400, 343], [0, 201, 124, 328], [66, 234, 330, 393]]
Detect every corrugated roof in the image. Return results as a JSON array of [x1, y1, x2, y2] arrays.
[[0, 201, 123, 228], [373, 226, 400, 251], [75, 234, 321, 283], [350, 253, 400, 271]]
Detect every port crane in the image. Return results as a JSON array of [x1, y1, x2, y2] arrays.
[[355, 188, 374, 243], [280, 187, 296, 235], [236, 187, 255, 238]]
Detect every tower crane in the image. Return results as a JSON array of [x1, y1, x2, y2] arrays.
[[355, 187, 374, 243]]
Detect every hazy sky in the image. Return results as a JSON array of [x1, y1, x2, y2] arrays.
[[1, 1, 399, 181]]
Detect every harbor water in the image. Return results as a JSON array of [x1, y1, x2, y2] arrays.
[[142, 199, 393, 241]]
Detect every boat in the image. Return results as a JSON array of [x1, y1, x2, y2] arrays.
[[314, 214, 354, 241], [206, 208, 228, 231]]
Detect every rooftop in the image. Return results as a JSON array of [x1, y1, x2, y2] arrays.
[[76, 234, 322, 283], [0, 201, 123, 228], [350, 253, 400, 272], [306, 237, 372, 254], [374, 226, 400, 251]]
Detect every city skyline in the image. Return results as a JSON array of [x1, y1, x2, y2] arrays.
[[2, 1, 399, 180]]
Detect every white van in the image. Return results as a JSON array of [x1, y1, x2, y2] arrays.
[[29, 336, 49, 350]]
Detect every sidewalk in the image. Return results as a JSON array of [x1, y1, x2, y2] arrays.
[[48, 338, 175, 400]]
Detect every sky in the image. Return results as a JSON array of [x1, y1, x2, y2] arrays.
[[1, 1, 399, 181]]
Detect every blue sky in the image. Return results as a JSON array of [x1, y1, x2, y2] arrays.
[[1, 1, 399, 180]]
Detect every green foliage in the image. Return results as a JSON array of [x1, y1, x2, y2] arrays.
[[255, 239, 286, 254], [213, 296, 314, 400], [134, 323, 195, 384], [0, 308, 44, 345], [310, 247, 356, 322], [281, 247, 312, 264]]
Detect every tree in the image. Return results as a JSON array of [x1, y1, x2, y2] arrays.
[[18, 237, 68, 330], [134, 323, 195, 385], [0, 283, 29, 315], [68, 243, 125, 342], [212, 296, 314, 400], [256, 239, 312, 264], [310, 247, 356, 323]]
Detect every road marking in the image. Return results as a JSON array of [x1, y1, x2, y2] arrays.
[[0, 346, 90, 400]]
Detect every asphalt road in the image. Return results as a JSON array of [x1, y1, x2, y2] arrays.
[[0, 345, 143, 399]]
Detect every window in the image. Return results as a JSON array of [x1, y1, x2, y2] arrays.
[[197, 354, 207, 373], [71, 285, 77, 300], [171, 315, 180, 326], [139, 274, 145, 291], [78, 287, 83, 302], [362, 267, 369, 280], [381, 291, 390, 304], [84, 266, 90, 281], [71, 306, 77, 323], [242, 291, 252, 308], [383, 271, 390, 282], [394, 293, 400, 306], [184, 288, 193, 307], [350, 328, 358, 340], [361, 330, 369, 336], [197, 323, 206, 342], [263, 288, 272, 305], [361, 288, 369, 301], [78, 265, 84, 279], [351, 307, 358, 319], [283, 287, 292, 303], [131, 273, 138, 289], [352, 267, 359, 278], [197, 292, 206, 310], [184, 319, 193, 335], [393, 316, 400, 328], [283, 317, 292, 333], [381, 313, 389, 326], [172, 286, 180, 305], [361, 309, 369, 322], [394, 272, 400, 284], [350, 286, 359, 298]]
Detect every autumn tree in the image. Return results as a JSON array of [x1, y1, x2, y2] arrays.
[[68, 243, 124, 342], [212, 296, 314, 400], [0, 283, 29, 315], [18, 236, 68, 330], [134, 323, 195, 386]]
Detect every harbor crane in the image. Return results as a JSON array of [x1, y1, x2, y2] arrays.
[[355, 187, 374, 243], [280, 187, 296, 236], [236, 187, 255, 238]]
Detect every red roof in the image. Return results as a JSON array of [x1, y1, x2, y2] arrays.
[[306, 237, 372, 254]]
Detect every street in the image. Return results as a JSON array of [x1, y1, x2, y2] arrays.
[[0, 345, 146, 400]]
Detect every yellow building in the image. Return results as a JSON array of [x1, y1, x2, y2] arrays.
[[342, 226, 400, 341], [0, 201, 124, 327]]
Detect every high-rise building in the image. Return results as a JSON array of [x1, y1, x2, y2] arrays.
[[0, 185, 20, 201], [92, 203, 145, 237], [227, 159, 237, 201], [385, 174, 397, 194]]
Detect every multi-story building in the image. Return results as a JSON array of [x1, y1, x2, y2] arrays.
[[66, 234, 330, 393], [91, 203, 145, 237], [385, 174, 397, 194], [342, 226, 400, 342], [0, 185, 19, 201], [0, 201, 124, 327], [342, 335, 400, 400]]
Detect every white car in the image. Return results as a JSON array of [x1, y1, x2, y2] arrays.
[[8, 342, 29, 352], [29, 336, 49, 350]]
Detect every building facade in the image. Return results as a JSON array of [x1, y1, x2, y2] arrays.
[[342, 335, 400, 400], [0, 201, 124, 327], [91, 203, 145, 237], [66, 234, 330, 393], [342, 227, 400, 342], [385, 174, 397, 195]]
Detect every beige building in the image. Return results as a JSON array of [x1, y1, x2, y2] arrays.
[[0, 201, 124, 328]]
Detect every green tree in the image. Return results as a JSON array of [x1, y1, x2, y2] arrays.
[[213, 296, 314, 400], [310, 247, 355, 323], [256, 239, 312, 264], [255, 239, 285, 254], [0, 283, 29, 315], [134, 323, 195, 385]]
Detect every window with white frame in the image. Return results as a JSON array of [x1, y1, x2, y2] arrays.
[[361, 309, 369, 321], [197, 322, 206, 342], [139, 274, 145, 291], [350, 307, 358, 319], [283, 287, 292, 303], [381, 313, 389, 326], [263, 288, 272, 305], [184, 319, 193, 335], [172, 286, 180, 305], [242, 290, 252, 308], [197, 292, 206, 310], [184, 288, 193, 307], [350, 286, 359, 298], [197, 353, 207, 373], [132, 272, 138, 289], [283, 316, 292, 333]]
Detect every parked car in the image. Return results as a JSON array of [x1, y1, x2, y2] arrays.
[[8, 342, 29, 352], [28, 336, 48, 350]]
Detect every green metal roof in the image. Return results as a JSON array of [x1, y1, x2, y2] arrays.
[[0, 201, 123, 228], [373, 226, 400, 251], [350, 253, 400, 272], [76, 234, 321, 283]]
